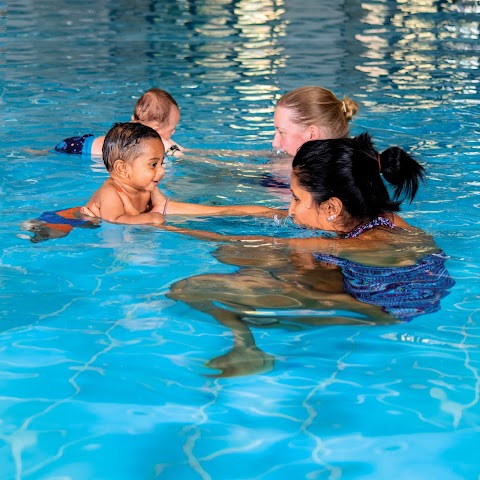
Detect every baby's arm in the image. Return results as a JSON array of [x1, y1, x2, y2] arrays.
[[163, 137, 184, 157], [85, 182, 165, 225]]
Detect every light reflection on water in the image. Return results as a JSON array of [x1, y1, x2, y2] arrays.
[[356, 3, 479, 110]]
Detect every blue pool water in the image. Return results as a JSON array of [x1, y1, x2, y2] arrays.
[[1, 0, 480, 479]]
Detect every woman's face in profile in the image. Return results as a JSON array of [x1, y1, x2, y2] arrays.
[[272, 106, 311, 156], [288, 175, 332, 232]]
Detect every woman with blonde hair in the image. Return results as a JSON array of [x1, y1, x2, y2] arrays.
[[272, 86, 359, 156], [256, 85, 359, 190]]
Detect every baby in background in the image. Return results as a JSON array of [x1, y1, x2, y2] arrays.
[[83, 122, 166, 225], [54, 88, 184, 157]]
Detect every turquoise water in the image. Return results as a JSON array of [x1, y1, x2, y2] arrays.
[[1, 0, 480, 479]]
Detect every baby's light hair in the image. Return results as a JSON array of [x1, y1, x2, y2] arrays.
[[133, 88, 179, 126]]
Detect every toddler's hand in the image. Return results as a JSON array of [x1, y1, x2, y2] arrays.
[[146, 212, 165, 225], [81, 206, 98, 218]]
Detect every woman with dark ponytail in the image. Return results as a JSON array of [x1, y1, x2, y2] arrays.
[[281, 133, 454, 323], [112, 133, 454, 375], [288, 132, 425, 238]]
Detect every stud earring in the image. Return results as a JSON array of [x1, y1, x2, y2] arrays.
[[327, 214, 336, 222]]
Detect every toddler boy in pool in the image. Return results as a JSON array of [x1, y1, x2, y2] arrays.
[[54, 88, 183, 157], [21, 122, 165, 242], [82, 122, 166, 225]]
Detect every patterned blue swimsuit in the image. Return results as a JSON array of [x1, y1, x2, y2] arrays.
[[343, 216, 396, 238], [314, 217, 455, 321], [54, 134, 95, 155]]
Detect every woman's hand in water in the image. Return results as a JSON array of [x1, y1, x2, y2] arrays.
[[205, 345, 274, 378]]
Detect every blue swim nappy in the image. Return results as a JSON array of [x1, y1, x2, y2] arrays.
[[54, 134, 95, 155]]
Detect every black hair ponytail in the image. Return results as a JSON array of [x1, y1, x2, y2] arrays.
[[293, 133, 426, 224], [379, 146, 425, 203]]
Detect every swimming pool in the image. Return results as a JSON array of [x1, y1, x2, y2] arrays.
[[1, 0, 480, 478]]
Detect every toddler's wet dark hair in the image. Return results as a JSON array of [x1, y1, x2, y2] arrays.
[[102, 122, 162, 172]]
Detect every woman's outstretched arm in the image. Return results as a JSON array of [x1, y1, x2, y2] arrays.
[[148, 187, 286, 217], [162, 223, 439, 267]]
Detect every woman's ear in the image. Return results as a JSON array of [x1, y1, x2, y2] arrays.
[[325, 197, 343, 216], [113, 159, 128, 178], [308, 124, 321, 140], [308, 124, 330, 141]]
